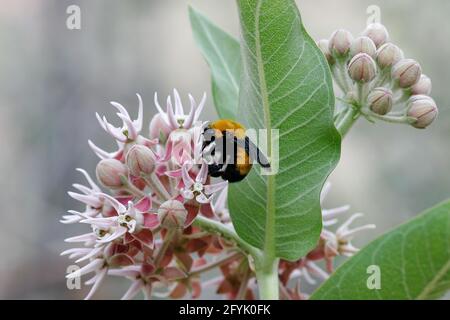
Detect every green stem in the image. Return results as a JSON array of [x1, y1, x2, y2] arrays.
[[121, 176, 146, 198], [255, 257, 280, 300], [154, 229, 176, 267], [189, 252, 241, 277], [336, 106, 360, 137], [193, 217, 282, 299], [143, 174, 171, 201], [192, 216, 261, 258], [360, 109, 414, 124]]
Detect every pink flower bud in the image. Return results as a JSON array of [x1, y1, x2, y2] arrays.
[[126, 145, 156, 176], [350, 36, 376, 58], [368, 87, 393, 115], [362, 23, 389, 48], [329, 29, 353, 56], [348, 53, 377, 83], [407, 95, 438, 129], [158, 200, 187, 229], [392, 59, 422, 88], [376, 43, 404, 69], [96, 159, 128, 188], [149, 113, 172, 142], [317, 39, 334, 64], [411, 74, 432, 95]]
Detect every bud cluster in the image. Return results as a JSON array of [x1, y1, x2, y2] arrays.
[[319, 23, 438, 129]]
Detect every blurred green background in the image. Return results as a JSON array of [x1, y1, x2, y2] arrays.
[[0, 0, 449, 299]]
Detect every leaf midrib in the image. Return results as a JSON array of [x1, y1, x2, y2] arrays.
[[253, 0, 275, 259]]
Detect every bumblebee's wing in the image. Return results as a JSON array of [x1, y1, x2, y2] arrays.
[[234, 136, 271, 168]]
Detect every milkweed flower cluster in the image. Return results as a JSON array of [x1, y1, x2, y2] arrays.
[[318, 22, 438, 129], [62, 91, 231, 299], [62, 91, 374, 300]]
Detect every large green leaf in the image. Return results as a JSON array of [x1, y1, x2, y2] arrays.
[[189, 6, 241, 119], [229, 0, 340, 261], [311, 200, 450, 300]]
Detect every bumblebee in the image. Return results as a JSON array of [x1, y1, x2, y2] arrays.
[[202, 119, 270, 182]]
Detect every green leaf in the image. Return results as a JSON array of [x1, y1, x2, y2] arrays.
[[229, 0, 340, 261], [311, 200, 450, 300], [189, 6, 241, 119]]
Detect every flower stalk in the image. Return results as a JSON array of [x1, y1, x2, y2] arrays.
[[192, 215, 261, 258]]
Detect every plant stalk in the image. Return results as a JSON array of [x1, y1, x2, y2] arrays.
[[192, 215, 261, 258], [336, 106, 360, 137], [255, 257, 280, 300], [189, 253, 241, 277], [154, 229, 176, 267]]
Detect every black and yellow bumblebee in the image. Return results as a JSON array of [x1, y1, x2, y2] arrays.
[[202, 119, 271, 182]]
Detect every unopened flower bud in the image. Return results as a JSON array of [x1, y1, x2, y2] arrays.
[[350, 36, 376, 58], [368, 87, 393, 115], [362, 23, 389, 48], [329, 29, 353, 57], [96, 159, 128, 188], [392, 59, 422, 88], [411, 74, 432, 95], [317, 39, 334, 64], [348, 53, 377, 83], [158, 200, 187, 229], [126, 145, 156, 177], [376, 43, 404, 69], [407, 95, 438, 129]]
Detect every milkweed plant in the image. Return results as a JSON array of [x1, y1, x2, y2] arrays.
[[62, 0, 449, 300]]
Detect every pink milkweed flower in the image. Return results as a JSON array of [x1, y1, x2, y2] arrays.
[[179, 162, 227, 226], [320, 182, 351, 227], [64, 243, 134, 300], [63, 169, 104, 224], [109, 264, 186, 300], [162, 129, 194, 168], [299, 182, 375, 275], [160, 124, 207, 180], [153, 89, 206, 131], [319, 182, 374, 258], [212, 185, 230, 224], [281, 258, 329, 286], [88, 94, 158, 161], [181, 162, 228, 204], [109, 265, 153, 300], [81, 193, 158, 248], [322, 213, 376, 258], [97, 94, 143, 143]]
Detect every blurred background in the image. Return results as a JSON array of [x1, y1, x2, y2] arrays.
[[0, 0, 449, 299]]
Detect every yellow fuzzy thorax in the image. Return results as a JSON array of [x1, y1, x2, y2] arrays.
[[209, 119, 246, 139]]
